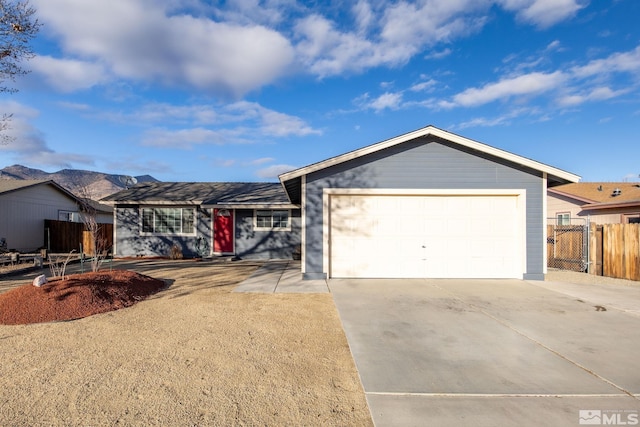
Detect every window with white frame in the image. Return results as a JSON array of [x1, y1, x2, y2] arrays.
[[58, 210, 79, 222], [255, 209, 290, 230], [141, 207, 195, 234], [556, 212, 571, 225]]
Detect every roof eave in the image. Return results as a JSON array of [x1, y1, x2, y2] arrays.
[[202, 203, 299, 209], [279, 125, 581, 184], [547, 188, 597, 204], [581, 200, 640, 211], [106, 200, 204, 206]]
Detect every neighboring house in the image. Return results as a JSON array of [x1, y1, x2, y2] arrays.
[[279, 125, 579, 280], [0, 180, 113, 252], [101, 182, 300, 259], [103, 125, 580, 280], [548, 182, 640, 224]]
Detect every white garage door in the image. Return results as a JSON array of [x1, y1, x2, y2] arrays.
[[329, 194, 523, 279]]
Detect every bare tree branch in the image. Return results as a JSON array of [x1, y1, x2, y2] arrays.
[[0, 0, 41, 143]]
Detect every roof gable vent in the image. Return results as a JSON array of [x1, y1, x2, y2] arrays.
[[612, 188, 622, 197]]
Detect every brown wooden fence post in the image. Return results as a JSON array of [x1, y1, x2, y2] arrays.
[[588, 222, 597, 275], [626, 224, 639, 281]]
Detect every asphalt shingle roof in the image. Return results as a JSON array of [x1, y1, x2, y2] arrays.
[[101, 182, 292, 205], [0, 179, 51, 194]]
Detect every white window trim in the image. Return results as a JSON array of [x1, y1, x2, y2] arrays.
[[253, 209, 291, 232], [556, 212, 571, 225], [140, 206, 197, 236], [58, 210, 80, 222]]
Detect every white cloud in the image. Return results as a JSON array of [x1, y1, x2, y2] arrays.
[[545, 40, 562, 52], [368, 92, 403, 111], [258, 109, 321, 137], [557, 86, 630, 106], [136, 100, 320, 148], [33, 0, 295, 97], [249, 157, 275, 165], [498, 0, 587, 28], [453, 107, 538, 129], [294, 1, 493, 77], [571, 46, 640, 78], [424, 48, 452, 60], [141, 127, 234, 148], [31, 0, 589, 91], [446, 71, 567, 107], [294, 14, 379, 77], [0, 101, 94, 167], [30, 56, 109, 92], [256, 164, 297, 179], [353, 0, 374, 34], [213, 0, 286, 27], [410, 79, 438, 93], [439, 44, 640, 111], [86, 100, 320, 144]]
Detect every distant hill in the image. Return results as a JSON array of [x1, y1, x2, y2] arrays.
[[0, 165, 159, 199]]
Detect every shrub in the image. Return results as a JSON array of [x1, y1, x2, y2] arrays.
[[169, 244, 183, 260]]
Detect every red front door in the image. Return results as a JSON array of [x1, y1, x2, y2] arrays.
[[213, 209, 234, 253]]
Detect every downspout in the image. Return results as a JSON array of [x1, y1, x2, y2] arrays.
[[301, 175, 306, 274], [542, 173, 548, 276]]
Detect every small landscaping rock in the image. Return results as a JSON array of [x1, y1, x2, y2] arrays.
[[32, 274, 47, 287]]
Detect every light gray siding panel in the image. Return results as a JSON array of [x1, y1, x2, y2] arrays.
[[235, 209, 301, 259], [0, 185, 78, 251], [303, 138, 545, 279]]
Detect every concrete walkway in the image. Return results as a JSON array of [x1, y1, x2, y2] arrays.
[[233, 260, 329, 293]]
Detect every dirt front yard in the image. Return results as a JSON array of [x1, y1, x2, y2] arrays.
[[0, 260, 372, 426]]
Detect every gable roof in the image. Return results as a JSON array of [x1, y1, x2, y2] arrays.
[[549, 182, 640, 211], [279, 125, 581, 203], [101, 182, 297, 208], [0, 179, 66, 195], [0, 179, 113, 213]]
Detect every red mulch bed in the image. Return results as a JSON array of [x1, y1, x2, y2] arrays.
[[0, 270, 166, 325]]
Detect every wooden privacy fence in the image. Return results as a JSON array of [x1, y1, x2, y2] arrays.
[[44, 219, 113, 255], [590, 223, 640, 281]]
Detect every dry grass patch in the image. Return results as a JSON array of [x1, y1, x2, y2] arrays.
[[0, 260, 372, 426]]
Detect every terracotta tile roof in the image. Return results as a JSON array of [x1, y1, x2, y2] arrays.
[[549, 182, 640, 204]]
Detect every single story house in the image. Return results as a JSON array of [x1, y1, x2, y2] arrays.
[[101, 182, 301, 259], [548, 182, 640, 224], [104, 125, 580, 280], [0, 179, 113, 252]]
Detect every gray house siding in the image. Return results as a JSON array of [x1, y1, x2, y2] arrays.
[[114, 206, 301, 259], [235, 209, 301, 259], [303, 137, 544, 280], [0, 184, 79, 252], [114, 206, 212, 258]]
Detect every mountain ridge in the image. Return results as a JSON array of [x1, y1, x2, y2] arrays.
[[0, 164, 159, 199]]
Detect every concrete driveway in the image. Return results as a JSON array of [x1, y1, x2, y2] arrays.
[[330, 279, 640, 427]]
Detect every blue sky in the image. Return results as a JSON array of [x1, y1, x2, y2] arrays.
[[1, 0, 639, 183]]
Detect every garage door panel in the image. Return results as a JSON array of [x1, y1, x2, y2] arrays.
[[329, 194, 523, 279]]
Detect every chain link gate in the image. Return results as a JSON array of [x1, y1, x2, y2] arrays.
[[547, 218, 589, 272]]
